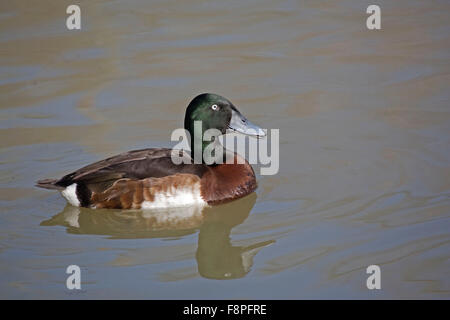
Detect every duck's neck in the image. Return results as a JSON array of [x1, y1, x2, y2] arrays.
[[187, 126, 226, 164]]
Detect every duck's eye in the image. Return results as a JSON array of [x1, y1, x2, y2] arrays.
[[211, 104, 219, 111]]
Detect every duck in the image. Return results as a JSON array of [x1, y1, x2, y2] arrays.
[[36, 93, 266, 210]]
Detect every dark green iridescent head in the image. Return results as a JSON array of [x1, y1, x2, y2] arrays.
[[183, 93, 265, 162], [184, 93, 265, 138]]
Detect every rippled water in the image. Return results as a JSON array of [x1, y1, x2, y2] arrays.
[[1, 0, 449, 299]]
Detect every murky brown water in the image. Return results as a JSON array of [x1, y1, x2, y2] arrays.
[[1, 0, 449, 299]]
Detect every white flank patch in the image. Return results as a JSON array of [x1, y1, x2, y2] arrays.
[[61, 183, 80, 207], [141, 181, 206, 209]]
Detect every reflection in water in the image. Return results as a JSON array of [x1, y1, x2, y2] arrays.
[[40, 193, 274, 280]]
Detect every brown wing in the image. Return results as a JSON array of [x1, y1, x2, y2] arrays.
[[54, 148, 207, 188]]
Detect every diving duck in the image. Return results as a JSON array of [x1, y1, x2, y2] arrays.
[[36, 93, 265, 209]]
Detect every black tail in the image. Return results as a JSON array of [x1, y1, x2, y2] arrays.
[[35, 178, 64, 190]]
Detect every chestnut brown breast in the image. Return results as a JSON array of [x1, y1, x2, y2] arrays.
[[200, 156, 257, 205]]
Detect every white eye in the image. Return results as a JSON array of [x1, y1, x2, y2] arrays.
[[211, 104, 219, 111]]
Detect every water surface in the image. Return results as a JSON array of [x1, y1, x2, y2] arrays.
[[0, 0, 449, 299]]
